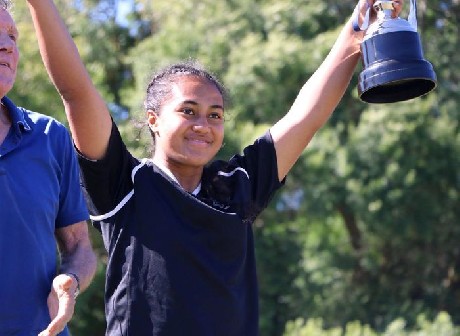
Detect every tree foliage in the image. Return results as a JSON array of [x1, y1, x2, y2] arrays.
[[10, 0, 460, 335]]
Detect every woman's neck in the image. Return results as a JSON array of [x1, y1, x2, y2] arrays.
[[152, 158, 203, 194]]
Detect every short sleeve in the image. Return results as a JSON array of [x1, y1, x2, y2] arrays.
[[77, 121, 138, 219], [55, 126, 89, 228]]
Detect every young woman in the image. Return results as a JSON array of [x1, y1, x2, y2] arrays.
[[28, 0, 403, 334]]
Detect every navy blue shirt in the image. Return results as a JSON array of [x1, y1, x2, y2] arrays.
[[0, 97, 89, 335], [79, 122, 284, 336]]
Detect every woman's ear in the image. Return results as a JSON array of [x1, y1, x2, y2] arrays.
[[147, 109, 158, 133]]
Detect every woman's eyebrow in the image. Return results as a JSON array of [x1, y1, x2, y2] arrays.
[[182, 100, 198, 106], [182, 100, 223, 110]]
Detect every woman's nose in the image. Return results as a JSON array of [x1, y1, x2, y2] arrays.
[[191, 116, 210, 132]]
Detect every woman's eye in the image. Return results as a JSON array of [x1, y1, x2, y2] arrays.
[[209, 112, 223, 120], [182, 107, 194, 115]]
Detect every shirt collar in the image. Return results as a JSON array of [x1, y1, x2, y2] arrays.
[[1, 96, 32, 133]]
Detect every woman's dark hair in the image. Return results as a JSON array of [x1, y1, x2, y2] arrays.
[[144, 59, 228, 113]]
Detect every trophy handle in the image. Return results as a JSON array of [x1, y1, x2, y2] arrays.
[[408, 0, 418, 31], [352, 1, 371, 32]]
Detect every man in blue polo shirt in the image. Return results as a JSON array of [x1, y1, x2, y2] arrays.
[[0, 1, 97, 335]]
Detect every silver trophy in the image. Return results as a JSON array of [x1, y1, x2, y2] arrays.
[[354, 0, 437, 103]]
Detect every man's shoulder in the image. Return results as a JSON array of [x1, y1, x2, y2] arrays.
[[3, 96, 66, 130], [22, 108, 62, 127], [22, 110, 72, 142]]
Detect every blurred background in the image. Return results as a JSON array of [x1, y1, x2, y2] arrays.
[[11, 0, 459, 335]]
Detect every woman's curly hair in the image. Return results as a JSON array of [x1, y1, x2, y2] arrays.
[[144, 59, 228, 114]]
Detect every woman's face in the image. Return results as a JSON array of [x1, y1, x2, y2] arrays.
[[148, 75, 225, 169]]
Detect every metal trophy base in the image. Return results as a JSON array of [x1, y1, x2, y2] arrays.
[[358, 31, 437, 104]]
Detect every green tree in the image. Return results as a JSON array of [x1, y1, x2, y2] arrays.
[[10, 1, 64, 120], [10, 0, 460, 334], [105, 0, 460, 333]]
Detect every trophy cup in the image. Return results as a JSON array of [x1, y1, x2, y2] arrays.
[[353, 0, 437, 103]]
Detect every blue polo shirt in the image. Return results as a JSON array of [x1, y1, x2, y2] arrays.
[[0, 97, 89, 335]]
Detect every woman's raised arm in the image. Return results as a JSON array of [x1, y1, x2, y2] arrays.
[[27, 0, 112, 160]]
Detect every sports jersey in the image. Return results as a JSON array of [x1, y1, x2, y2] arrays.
[[0, 96, 89, 335], [78, 122, 284, 335]]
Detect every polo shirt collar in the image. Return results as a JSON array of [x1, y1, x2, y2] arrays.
[[1, 96, 32, 134]]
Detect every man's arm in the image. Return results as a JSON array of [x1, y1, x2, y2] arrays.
[[56, 221, 97, 292], [27, 0, 112, 160], [39, 221, 97, 336]]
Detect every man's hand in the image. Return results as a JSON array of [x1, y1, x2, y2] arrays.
[[38, 274, 78, 336]]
